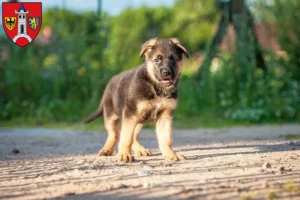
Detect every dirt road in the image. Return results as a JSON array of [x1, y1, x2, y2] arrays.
[[0, 125, 300, 200]]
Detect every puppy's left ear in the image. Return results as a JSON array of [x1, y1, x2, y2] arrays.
[[139, 37, 158, 58], [170, 38, 190, 58]]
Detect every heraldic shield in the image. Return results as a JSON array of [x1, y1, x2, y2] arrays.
[[2, 2, 42, 47]]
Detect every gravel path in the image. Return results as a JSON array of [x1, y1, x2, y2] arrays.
[[0, 125, 300, 200]]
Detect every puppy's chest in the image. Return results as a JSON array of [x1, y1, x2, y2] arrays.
[[136, 98, 177, 123]]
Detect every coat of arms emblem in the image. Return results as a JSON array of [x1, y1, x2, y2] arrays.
[[2, 2, 42, 47]]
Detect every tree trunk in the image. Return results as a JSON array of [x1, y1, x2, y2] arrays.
[[245, 7, 267, 71], [232, 0, 266, 72], [197, 2, 230, 80], [196, 0, 267, 80], [231, 0, 249, 77], [97, 0, 102, 17]]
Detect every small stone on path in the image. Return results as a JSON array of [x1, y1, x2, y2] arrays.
[[137, 170, 152, 177], [262, 162, 271, 170], [12, 148, 20, 154]]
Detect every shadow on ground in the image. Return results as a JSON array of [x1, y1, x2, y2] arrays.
[[0, 125, 299, 199]]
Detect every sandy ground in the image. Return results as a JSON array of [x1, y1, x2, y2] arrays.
[[0, 125, 300, 200]]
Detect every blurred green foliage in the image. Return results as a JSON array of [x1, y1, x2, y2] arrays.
[[0, 0, 299, 126], [254, 0, 300, 81]]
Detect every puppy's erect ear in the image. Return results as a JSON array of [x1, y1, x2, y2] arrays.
[[139, 37, 158, 58], [170, 38, 189, 58]]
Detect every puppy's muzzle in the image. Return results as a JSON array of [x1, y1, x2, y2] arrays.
[[161, 68, 170, 77], [160, 68, 172, 84]]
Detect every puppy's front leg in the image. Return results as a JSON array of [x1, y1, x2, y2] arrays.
[[118, 117, 137, 162], [156, 110, 185, 161], [132, 123, 151, 156]]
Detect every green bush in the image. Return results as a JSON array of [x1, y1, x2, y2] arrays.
[[177, 52, 300, 122]]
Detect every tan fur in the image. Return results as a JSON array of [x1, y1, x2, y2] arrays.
[[144, 49, 153, 58], [156, 110, 185, 161], [132, 123, 151, 156], [136, 98, 177, 121], [117, 116, 137, 162], [139, 37, 158, 58], [146, 61, 160, 83], [99, 113, 119, 156]]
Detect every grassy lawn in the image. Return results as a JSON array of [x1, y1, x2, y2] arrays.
[[0, 116, 296, 132], [284, 133, 300, 140]]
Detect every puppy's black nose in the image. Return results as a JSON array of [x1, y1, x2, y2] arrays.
[[161, 68, 170, 76]]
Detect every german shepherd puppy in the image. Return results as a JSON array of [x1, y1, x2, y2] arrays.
[[85, 38, 189, 163]]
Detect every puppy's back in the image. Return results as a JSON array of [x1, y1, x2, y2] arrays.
[[103, 67, 139, 117]]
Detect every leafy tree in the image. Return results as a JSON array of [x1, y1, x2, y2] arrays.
[[255, 0, 300, 80], [197, 0, 267, 80], [162, 0, 218, 53], [107, 6, 171, 69]]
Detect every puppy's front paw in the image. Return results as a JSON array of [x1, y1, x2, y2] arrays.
[[98, 148, 114, 156], [133, 146, 151, 157], [164, 153, 185, 161], [135, 148, 151, 157], [118, 152, 135, 163]]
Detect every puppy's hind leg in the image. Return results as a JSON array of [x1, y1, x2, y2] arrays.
[[99, 113, 119, 156], [132, 123, 151, 156]]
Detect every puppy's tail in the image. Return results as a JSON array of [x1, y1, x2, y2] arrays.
[[84, 102, 103, 123]]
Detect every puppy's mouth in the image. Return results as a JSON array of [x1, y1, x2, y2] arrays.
[[160, 78, 173, 85]]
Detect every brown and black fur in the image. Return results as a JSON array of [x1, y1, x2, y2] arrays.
[[85, 38, 189, 162]]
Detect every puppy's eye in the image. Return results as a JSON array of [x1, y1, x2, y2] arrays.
[[154, 57, 161, 63], [169, 55, 177, 62]]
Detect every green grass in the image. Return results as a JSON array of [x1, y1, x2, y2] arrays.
[[173, 116, 251, 129], [1, 116, 296, 131], [0, 115, 249, 130], [284, 133, 300, 140], [0, 118, 106, 131]]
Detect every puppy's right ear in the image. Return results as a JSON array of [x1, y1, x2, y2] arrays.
[[139, 37, 158, 58]]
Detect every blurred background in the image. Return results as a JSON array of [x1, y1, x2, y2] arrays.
[[0, 0, 299, 128]]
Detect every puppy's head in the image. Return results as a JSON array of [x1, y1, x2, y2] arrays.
[[140, 38, 189, 86]]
